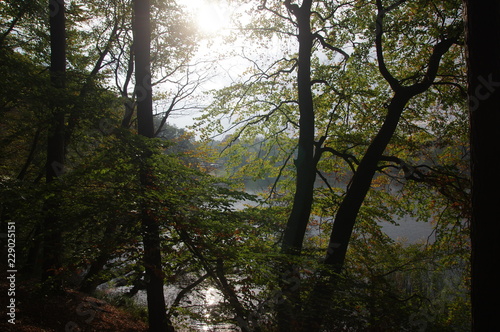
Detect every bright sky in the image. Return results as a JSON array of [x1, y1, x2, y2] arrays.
[[168, 0, 295, 132], [167, 0, 252, 129], [180, 0, 236, 37]]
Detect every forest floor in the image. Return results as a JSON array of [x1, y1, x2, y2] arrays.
[[0, 271, 148, 332]]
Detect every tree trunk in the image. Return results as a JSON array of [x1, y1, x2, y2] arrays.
[[281, 0, 315, 257], [134, 0, 154, 139], [79, 222, 119, 294], [41, 0, 66, 282], [301, 92, 411, 332], [133, 0, 174, 331], [324, 92, 411, 271], [278, 2, 314, 331], [464, 1, 500, 330]]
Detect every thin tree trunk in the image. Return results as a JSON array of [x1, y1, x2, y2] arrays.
[[133, 0, 174, 331], [175, 226, 254, 332], [17, 127, 41, 180], [0, 2, 29, 45], [79, 221, 119, 294], [121, 49, 135, 129], [64, 21, 119, 150], [464, 1, 500, 330]]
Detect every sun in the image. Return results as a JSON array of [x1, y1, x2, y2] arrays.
[[184, 0, 233, 37]]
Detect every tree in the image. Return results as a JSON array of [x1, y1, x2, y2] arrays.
[[16, 0, 126, 280], [41, 0, 67, 282], [323, 0, 460, 272], [133, 0, 175, 330], [113, 0, 199, 130], [464, 1, 500, 330]]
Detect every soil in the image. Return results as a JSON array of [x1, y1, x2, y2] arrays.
[[0, 272, 148, 332]]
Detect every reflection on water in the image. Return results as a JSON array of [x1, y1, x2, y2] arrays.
[[201, 287, 222, 332], [204, 287, 218, 306]]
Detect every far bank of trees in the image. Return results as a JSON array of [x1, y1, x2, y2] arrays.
[[0, 0, 496, 331]]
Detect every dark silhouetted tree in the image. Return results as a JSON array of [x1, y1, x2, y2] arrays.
[[41, 0, 66, 282], [133, 0, 175, 330], [465, 1, 500, 330]]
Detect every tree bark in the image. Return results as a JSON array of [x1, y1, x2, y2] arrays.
[[133, 0, 174, 331], [464, 1, 500, 330], [41, 0, 66, 282], [134, 0, 154, 139], [281, 0, 315, 257], [277, 2, 314, 331], [324, 91, 411, 270]]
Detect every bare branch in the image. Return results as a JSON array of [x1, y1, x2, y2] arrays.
[[266, 151, 294, 202], [154, 67, 208, 137], [316, 169, 336, 196], [432, 81, 467, 97], [379, 155, 426, 180], [258, 0, 296, 26], [168, 273, 209, 315], [219, 99, 298, 153], [321, 146, 359, 173], [375, 0, 406, 91], [313, 33, 349, 60]]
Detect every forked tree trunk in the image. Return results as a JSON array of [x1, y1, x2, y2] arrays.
[[323, 0, 458, 272], [303, 3, 457, 329]]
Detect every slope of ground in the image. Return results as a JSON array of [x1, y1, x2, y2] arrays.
[[0, 272, 148, 332]]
